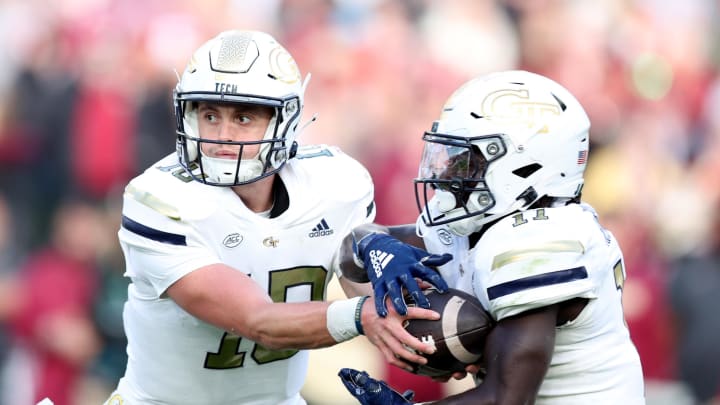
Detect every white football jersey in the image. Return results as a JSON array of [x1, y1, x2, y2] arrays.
[[111, 145, 375, 405], [419, 203, 645, 404]]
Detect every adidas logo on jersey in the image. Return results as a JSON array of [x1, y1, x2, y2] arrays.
[[368, 250, 394, 278], [309, 219, 334, 238]]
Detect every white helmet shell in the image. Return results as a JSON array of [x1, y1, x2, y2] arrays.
[[415, 70, 590, 235]]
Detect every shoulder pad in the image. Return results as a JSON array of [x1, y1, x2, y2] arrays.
[[124, 157, 220, 221], [289, 144, 373, 202]]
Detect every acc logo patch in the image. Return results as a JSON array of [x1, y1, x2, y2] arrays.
[[223, 233, 244, 248]]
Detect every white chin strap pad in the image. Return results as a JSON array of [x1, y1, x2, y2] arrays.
[[435, 190, 457, 212], [202, 155, 264, 184]]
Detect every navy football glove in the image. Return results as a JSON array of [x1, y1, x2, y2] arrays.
[[353, 233, 451, 316], [339, 368, 414, 405]]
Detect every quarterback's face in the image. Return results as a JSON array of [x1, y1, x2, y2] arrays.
[[197, 102, 274, 159]]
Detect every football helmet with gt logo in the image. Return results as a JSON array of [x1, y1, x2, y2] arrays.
[[415, 70, 591, 236], [174, 30, 310, 186]]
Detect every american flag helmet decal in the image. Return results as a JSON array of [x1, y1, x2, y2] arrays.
[[577, 150, 588, 165]]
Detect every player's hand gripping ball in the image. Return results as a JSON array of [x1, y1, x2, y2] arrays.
[[403, 288, 494, 377]]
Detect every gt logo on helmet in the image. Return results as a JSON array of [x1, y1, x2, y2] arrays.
[[269, 46, 301, 84], [481, 89, 561, 130]]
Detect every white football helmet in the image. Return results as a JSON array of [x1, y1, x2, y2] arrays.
[[415, 70, 590, 236], [174, 30, 309, 186]]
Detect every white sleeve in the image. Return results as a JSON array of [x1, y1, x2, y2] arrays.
[[119, 195, 220, 299], [476, 208, 600, 321], [483, 242, 597, 320], [327, 156, 376, 280]]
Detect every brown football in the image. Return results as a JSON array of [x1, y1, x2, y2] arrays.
[[404, 288, 494, 377]]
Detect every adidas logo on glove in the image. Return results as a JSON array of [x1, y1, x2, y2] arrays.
[[368, 250, 395, 278]]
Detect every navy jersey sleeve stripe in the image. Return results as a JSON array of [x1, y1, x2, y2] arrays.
[[121, 215, 187, 246], [366, 201, 375, 218], [487, 266, 588, 300]]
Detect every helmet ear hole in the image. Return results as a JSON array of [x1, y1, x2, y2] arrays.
[[551, 93, 567, 111], [512, 163, 542, 179]]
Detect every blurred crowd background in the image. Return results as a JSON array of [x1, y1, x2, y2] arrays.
[[0, 0, 719, 404]]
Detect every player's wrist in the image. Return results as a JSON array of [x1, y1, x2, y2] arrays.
[[326, 295, 370, 342], [354, 295, 370, 335]]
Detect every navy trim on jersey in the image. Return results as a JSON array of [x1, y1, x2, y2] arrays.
[[366, 201, 375, 218], [487, 266, 588, 300], [121, 215, 187, 246]]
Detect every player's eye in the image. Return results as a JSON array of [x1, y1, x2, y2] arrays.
[[236, 115, 251, 124]]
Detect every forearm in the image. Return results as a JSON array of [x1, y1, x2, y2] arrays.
[[481, 308, 556, 404], [247, 300, 348, 350], [167, 263, 364, 350], [387, 224, 424, 247], [334, 223, 389, 281], [429, 307, 558, 405]]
